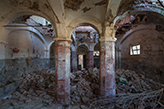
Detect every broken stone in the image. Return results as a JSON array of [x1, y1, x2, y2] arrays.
[[24, 99, 31, 103], [80, 105, 87, 109], [11, 101, 17, 106]]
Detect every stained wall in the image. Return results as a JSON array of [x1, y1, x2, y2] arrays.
[[119, 24, 164, 83]]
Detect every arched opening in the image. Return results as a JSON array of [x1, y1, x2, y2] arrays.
[[0, 14, 56, 98], [5, 15, 55, 59], [94, 43, 100, 69], [77, 44, 89, 70], [69, 24, 100, 104], [70, 24, 100, 71]]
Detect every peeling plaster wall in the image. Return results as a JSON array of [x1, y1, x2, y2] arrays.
[[64, 0, 107, 26], [5, 30, 45, 59], [0, 30, 49, 99], [76, 33, 90, 47], [119, 25, 164, 83]]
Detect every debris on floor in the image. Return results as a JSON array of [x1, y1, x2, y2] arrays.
[[115, 69, 163, 94], [0, 68, 164, 109], [89, 69, 164, 109], [0, 69, 56, 109], [70, 68, 99, 104], [90, 88, 163, 109], [18, 69, 56, 101]]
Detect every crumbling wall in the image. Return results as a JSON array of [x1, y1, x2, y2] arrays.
[[120, 25, 164, 83]]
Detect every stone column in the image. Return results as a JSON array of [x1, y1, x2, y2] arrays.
[[71, 51, 77, 72], [99, 38, 116, 96], [54, 38, 71, 105], [88, 51, 94, 69]]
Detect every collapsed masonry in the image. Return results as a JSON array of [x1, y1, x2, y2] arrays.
[[0, 68, 164, 109]]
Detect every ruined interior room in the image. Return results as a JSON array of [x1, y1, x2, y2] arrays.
[[0, 0, 164, 109]]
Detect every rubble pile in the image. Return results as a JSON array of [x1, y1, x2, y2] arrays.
[[90, 88, 163, 109], [70, 68, 99, 104], [89, 69, 164, 109], [3, 68, 164, 108], [115, 69, 163, 93], [11, 69, 55, 103]]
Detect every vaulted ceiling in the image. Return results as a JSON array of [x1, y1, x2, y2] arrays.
[[0, 0, 121, 25], [0, 0, 164, 38]]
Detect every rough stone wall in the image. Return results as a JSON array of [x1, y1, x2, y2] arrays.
[[120, 25, 164, 83]]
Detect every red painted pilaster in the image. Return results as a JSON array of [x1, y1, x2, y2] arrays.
[[99, 40, 116, 96], [71, 51, 77, 72], [88, 51, 94, 69], [55, 39, 71, 105]]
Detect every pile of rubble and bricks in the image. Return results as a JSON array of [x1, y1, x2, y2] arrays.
[[70, 68, 99, 105], [90, 69, 164, 109], [0, 69, 58, 109], [0, 68, 164, 109]]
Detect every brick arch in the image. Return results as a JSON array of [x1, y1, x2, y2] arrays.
[[0, 9, 57, 39]]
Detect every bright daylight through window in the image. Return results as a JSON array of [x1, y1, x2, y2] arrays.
[[130, 45, 140, 55]]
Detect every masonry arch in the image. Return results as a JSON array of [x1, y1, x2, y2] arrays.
[[0, 9, 57, 36], [77, 44, 89, 70], [67, 16, 102, 38]]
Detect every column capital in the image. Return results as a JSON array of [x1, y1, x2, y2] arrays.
[[53, 38, 72, 42], [99, 37, 117, 42]]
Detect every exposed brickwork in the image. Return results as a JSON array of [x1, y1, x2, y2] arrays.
[[99, 41, 115, 96], [55, 40, 71, 105]]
